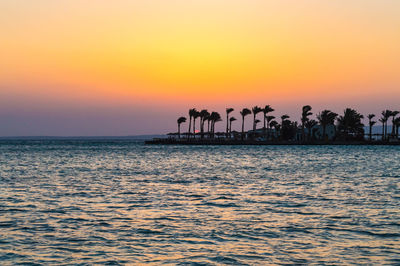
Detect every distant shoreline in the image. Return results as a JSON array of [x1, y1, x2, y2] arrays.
[[145, 139, 400, 146], [0, 135, 165, 141]]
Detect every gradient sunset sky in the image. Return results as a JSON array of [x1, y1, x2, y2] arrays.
[[1, 0, 399, 136]]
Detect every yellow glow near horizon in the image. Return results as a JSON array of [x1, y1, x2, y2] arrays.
[[1, 0, 400, 107]]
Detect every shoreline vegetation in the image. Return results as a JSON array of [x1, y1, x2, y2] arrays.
[[146, 105, 400, 145]]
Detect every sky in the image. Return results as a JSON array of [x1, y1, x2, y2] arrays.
[[0, 0, 399, 136]]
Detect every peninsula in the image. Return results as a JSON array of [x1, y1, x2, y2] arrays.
[[146, 106, 400, 145]]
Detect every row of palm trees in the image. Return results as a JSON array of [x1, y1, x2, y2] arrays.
[[176, 106, 400, 141], [370, 110, 400, 141]]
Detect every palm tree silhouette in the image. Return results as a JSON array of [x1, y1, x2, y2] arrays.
[[379, 117, 386, 141], [270, 121, 280, 139], [252, 106, 263, 131], [317, 110, 338, 140], [209, 112, 222, 138], [301, 105, 312, 141], [337, 108, 364, 140], [240, 108, 251, 140], [281, 114, 289, 126], [199, 109, 210, 139], [278, 115, 289, 139], [262, 105, 274, 130], [168, 106, 399, 144], [188, 108, 197, 138], [207, 116, 211, 135], [192, 110, 200, 139], [269, 120, 278, 129], [229, 117, 237, 136], [367, 114, 376, 141], [177, 117, 186, 139], [305, 119, 318, 141], [205, 112, 211, 137], [391, 111, 399, 138], [226, 108, 234, 136], [381, 110, 392, 141], [266, 115, 275, 140]]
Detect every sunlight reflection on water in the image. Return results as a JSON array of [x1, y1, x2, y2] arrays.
[[0, 140, 399, 264]]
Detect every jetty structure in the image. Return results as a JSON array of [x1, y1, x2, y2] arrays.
[[146, 106, 400, 145]]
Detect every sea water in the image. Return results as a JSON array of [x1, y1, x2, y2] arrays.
[[0, 139, 399, 264]]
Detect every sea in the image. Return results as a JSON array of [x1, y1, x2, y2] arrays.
[[0, 139, 399, 265]]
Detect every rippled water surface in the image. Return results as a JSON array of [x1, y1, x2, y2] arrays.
[[1, 140, 399, 265]]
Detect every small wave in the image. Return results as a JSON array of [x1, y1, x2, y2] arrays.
[[321, 227, 400, 238], [282, 226, 313, 234], [210, 255, 239, 264], [201, 201, 240, 208], [136, 228, 164, 235], [0, 221, 16, 228]]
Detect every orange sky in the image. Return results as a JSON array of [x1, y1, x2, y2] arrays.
[[0, 0, 399, 135]]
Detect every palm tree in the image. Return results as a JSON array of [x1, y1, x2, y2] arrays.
[[337, 108, 364, 140], [270, 121, 280, 139], [252, 119, 261, 139], [379, 117, 386, 141], [279, 115, 289, 139], [317, 110, 338, 140], [305, 119, 318, 141], [281, 114, 289, 126], [266, 116, 275, 127], [199, 109, 210, 139], [226, 108, 234, 136], [266, 115, 275, 140], [381, 110, 392, 141], [229, 117, 237, 135], [192, 110, 200, 138], [367, 114, 376, 141], [391, 111, 399, 138], [208, 112, 216, 137], [301, 105, 312, 141], [207, 116, 211, 135], [240, 108, 251, 140], [252, 106, 263, 131], [188, 108, 197, 138], [269, 120, 278, 129], [209, 112, 222, 137], [177, 117, 186, 139], [262, 105, 274, 129]]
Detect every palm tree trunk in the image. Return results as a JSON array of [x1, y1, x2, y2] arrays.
[[263, 114, 266, 129], [323, 125, 326, 141], [188, 117, 192, 139], [262, 115, 267, 140], [241, 116, 245, 140], [207, 120, 210, 138], [200, 118, 203, 139], [193, 118, 196, 139], [369, 125, 372, 141], [392, 118, 396, 137], [385, 122, 387, 141], [226, 113, 229, 136], [253, 113, 256, 131], [229, 120, 232, 136], [382, 122, 385, 141]]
